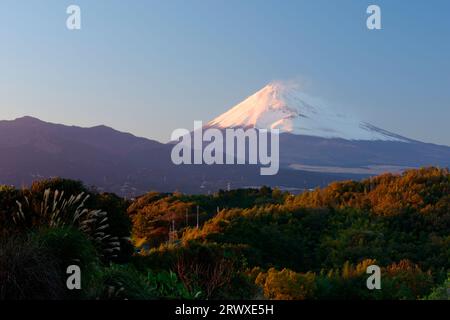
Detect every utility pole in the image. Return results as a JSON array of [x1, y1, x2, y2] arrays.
[[196, 205, 199, 229], [169, 219, 177, 244], [186, 208, 189, 227]]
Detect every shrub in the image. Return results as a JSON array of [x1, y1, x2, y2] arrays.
[[382, 260, 434, 299], [135, 241, 255, 299], [14, 189, 121, 262], [146, 270, 197, 299], [30, 178, 88, 198], [426, 274, 450, 300], [90, 264, 156, 300], [255, 268, 316, 300], [94, 193, 133, 262], [32, 227, 99, 299], [0, 185, 22, 236], [0, 236, 64, 300]]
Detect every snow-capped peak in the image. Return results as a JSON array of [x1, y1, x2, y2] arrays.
[[207, 82, 409, 142]]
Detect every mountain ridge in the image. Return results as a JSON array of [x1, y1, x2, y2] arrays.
[[0, 116, 357, 196]]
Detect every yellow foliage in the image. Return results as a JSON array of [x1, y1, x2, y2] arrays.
[[256, 268, 316, 300]]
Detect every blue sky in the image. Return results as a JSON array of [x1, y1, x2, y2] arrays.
[[1, 0, 449, 145]]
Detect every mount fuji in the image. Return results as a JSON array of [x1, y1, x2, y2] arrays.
[[208, 82, 409, 142], [207, 82, 450, 175]]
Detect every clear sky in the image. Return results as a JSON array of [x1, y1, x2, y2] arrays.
[[1, 0, 449, 145]]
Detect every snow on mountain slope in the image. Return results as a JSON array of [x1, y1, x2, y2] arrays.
[[207, 82, 410, 142]]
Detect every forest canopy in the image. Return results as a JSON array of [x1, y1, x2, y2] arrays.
[[0, 167, 449, 300]]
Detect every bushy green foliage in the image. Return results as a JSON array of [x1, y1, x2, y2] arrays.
[[0, 235, 65, 300], [146, 270, 198, 299], [32, 227, 99, 298], [380, 260, 435, 299], [253, 259, 435, 300], [291, 167, 450, 216], [8, 179, 134, 263], [94, 193, 133, 262], [180, 168, 450, 276], [134, 241, 257, 299], [90, 264, 157, 300], [255, 268, 317, 300], [178, 186, 288, 212], [0, 185, 22, 236], [90, 265, 199, 300], [426, 274, 450, 300], [129, 187, 288, 249], [131, 196, 194, 247], [30, 178, 88, 198], [0, 179, 137, 300]]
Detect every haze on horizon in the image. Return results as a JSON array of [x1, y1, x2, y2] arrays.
[[1, 0, 449, 146]]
